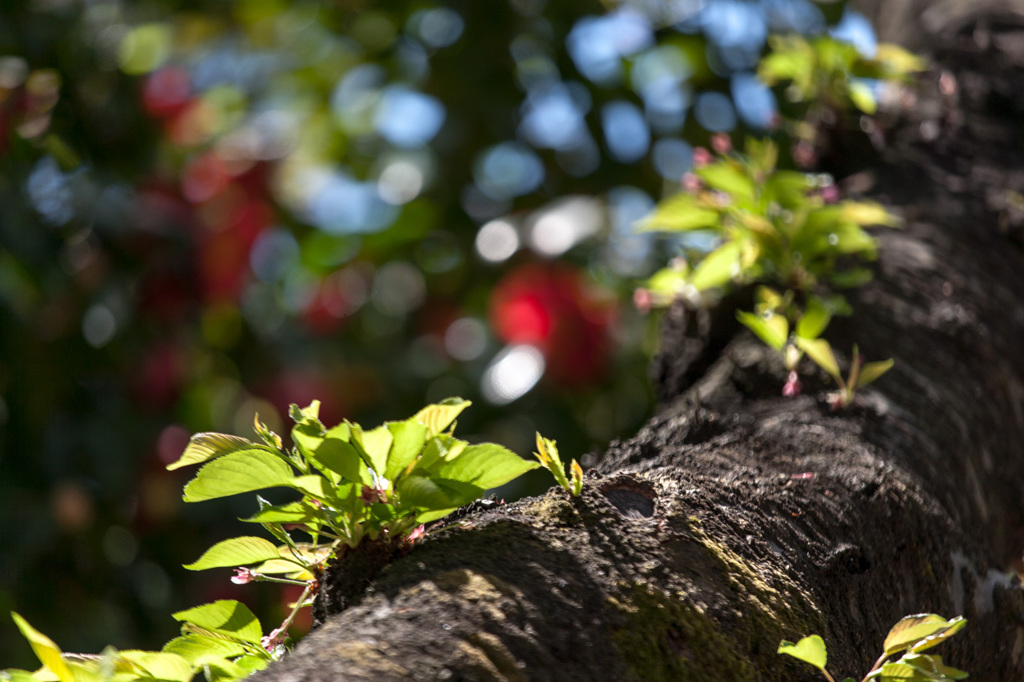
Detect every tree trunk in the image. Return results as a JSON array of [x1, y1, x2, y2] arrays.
[[250, 9, 1024, 681]]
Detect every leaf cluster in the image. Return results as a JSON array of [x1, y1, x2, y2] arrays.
[[4, 399, 543, 682], [641, 137, 898, 404], [5, 607, 271, 682], [533, 433, 583, 497], [779, 613, 968, 682], [759, 34, 926, 116]]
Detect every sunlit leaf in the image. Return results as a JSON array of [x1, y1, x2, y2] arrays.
[[884, 614, 965, 656], [433, 442, 540, 492], [11, 613, 74, 682], [796, 337, 840, 381], [171, 601, 262, 645], [697, 162, 756, 202], [640, 192, 721, 232], [161, 635, 247, 666], [202, 658, 250, 682], [240, 500, 315, 524], [796, 298, 831, 340], [116, 652, 192, 682], [385, 419, 429, 482], [166, 433, 261, 471], [777, 635, 827, 670], [848, 80, 877, 114], [737, 310, 788, 351], [312, 427, 371, 486], [350, 424, 393, 475], [0, 669, 43, 682], [413, 398, 471, 438], [907, 616, 967, 654], [855, 359, 894, 389], [872, 660, 937, 680], [840, 201, 900, 227], [183, 451, 295, 502], [184, 536, 282, 571], [690, 241, 743, 291], [395, 474, 457, 511], [875, 44, 928, 75], [233, 656, 269, 674]]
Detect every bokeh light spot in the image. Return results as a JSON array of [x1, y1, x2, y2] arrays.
[[445, 317, 488, 362], [474, 142, 545, 200], [482, 344, 545, 404], [602, 101, 649, 163], [731, 72, 778, 129], [693, 91, 737, 132], [375, 86, 446, 148], [475, 219, 520, 263]]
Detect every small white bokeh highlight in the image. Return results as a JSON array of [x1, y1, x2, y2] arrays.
[[475, 218, 520, 263], [481, 344, 545, 404]]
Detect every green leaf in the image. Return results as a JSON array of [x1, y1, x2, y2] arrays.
[[385, 419, 429, 482], [796, 337, 841, 381], [640, 192, 721, 233], [912, 655, 968, 679], [433, 443, 540, 492], [288, 474, 339, 503], [183, 536, 282, 571], [166, 433, 261, 471], [202, 658, 251, 682], [395, 474, 458, 512], [182, 450, 295, 502], [240, 500, 316, 524], [289, 401, 322, 426], [11, 613, 74, 682], [856, 359, 894, 389], [696, 162, 756, 202], [690, 241, 743, 291], [840, 201, 900, 227], [312, 427, 372, 486], [233, 656, 269, 673], [745, 137, 778, 176], [848, 80, 877, 114], [875, 661, 932, 680], [161, 635, 247, 666], [737, 310, 788, 351], [874, 44, 928, 75], [116, 652, 192, 682], [777, 635, 827, 670], [830, 267, 875, 289], [413, 398, 471, 438], [764, 171, 815, 208], [415, 435, 466, 474], [907, 616, 967, 654], [350, 424, 393, 476], [171, 601, 262, 645], [796, 298, 832, 340], [884, 615, 965, 657], [0, 669, 43, 682]]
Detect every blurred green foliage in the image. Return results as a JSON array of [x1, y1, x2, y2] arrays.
[[0, 0, 880, 668]]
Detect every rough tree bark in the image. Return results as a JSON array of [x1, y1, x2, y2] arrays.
[[250, 8, 1024, 681]]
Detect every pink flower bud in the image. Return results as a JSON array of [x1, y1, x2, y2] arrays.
[[821, 184, 839, 204], [231, 567, 257, 584], [782, 371, 802, 397], [406, 524, 426, 543], [693, 147, 712, 167], [261, 627, 286, 652], [681, 172, 702, 193], [633, 288, 653, 314], [710, 133, 732, 155]]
